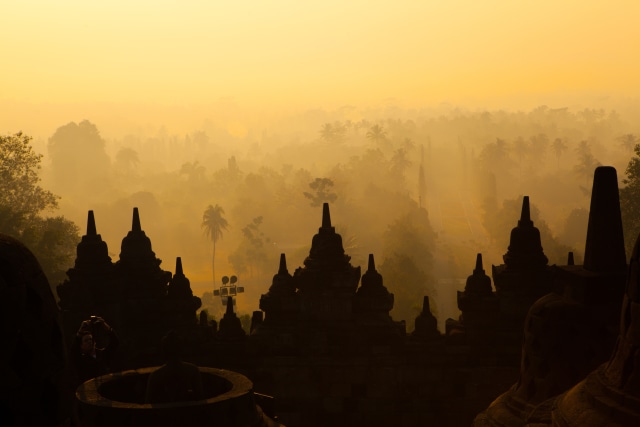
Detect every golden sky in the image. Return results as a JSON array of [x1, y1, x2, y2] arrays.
[[2, 1, 639, 110]]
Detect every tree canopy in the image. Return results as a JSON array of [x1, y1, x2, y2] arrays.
[[379, 207, 436, 325], [0, 132, 79, 285], [0, 132, 58, 230], [620, 143, 640, 256], [47, 120, 111, 197], [303, 178, 337, 207], [229, 216, 276, 279]]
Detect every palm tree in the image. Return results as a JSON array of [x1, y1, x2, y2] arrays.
[[512, 136, 528, 178], [418, 144, 426, 208], [202, 204, 229, 286], [573, 141, 601, 187], [528, 133, 549, 169], [402, 137, 416, 153], [319, 123, 334, 142], [479, 138, 511, 173], [180, 161, 206, 184], [552, 138, 568, 170], [366, 124, 387, 147], [332, 121, 347, 143]]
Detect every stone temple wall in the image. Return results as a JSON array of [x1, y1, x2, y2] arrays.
[[43, 166, 633, 426]]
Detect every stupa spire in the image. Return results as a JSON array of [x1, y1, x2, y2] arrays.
[[119, 207, 155, 263], [359, 254, 384, 290], [175, 257, 183, 276], [474, 253, 484, 273], [412, 295, 440, 341], [464, 253, 492, 295], [132, 207, 141, 232], [368, 254, 376, 272], [503, 196, 548, 269], [86, 210, 97, 236], [258, 252, 297, 322], [167, 256, 194, 299], [278, 253, 288, 275], [322, 202, 332, 228], [518, 196, 533, 226], [583, 166, 626, 272], [218, 294, 246, 340]]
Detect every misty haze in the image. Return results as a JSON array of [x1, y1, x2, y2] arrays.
[[3, 2, 640, 426], [5, 105, 640, 327]]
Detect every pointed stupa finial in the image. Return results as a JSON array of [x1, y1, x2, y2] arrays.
[[567, 252, 575, 265], [175, 257, 183, 275], [75, 209, 111, 267], [465, 253, 492, 295], [264, 253, 294, 296], [278, 253, 288, 275], [413, 294, 439, 340], [132, 207, 141, 232], [87, 210, 97, 236], [359, 253, 384, 289], [322, 202, 332, 228], [422, 296, 430, 314], [226, 295, 234, 315], [583, 166, 626, 272], [474, 253, 484, 273], [504, 195, 548, 268], [518, 196, 533, 226]]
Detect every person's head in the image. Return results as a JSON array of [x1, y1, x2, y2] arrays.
[[79, 331, 95, 355]]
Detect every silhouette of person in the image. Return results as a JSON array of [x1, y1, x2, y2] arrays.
[[145, 330, 204, 404], [70, 316, 119, 384]]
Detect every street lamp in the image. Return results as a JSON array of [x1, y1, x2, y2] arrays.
[[213, 275, 244, 305]]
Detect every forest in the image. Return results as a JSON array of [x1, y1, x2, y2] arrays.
[[3, 103, 640, 328]]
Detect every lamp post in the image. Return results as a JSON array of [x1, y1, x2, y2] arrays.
[[213, 275, 244, 305]]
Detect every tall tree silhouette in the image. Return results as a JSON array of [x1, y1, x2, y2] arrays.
[[552, 138, 568, 170], [303, 178, 337, 207], [115, 147, 140, 171], [180, 161, 206, 184], [620, 143, 640, 255], [319, 123, 334, 142], [418, 144, 427, 208], [48, 120, 111, 197], [366, 124, 387, 147], [114, 147, 140, 180], [528, 133, 549, 172], [617, 134, 640, 152], [479, 138, 512, 176], [512, 136, 528, 178], [228, 216, 276, 279], [202, 204, 228, 286], [390, 148, 411, 186], [574, 140, 601, 187], [320, 122, 347, 144]]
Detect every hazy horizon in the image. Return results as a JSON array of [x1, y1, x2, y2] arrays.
[[2, 1, 640, 327], [3, 1, 640, 135]]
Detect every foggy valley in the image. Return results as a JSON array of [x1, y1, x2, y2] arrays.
[[4, 103, 640, 328]]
